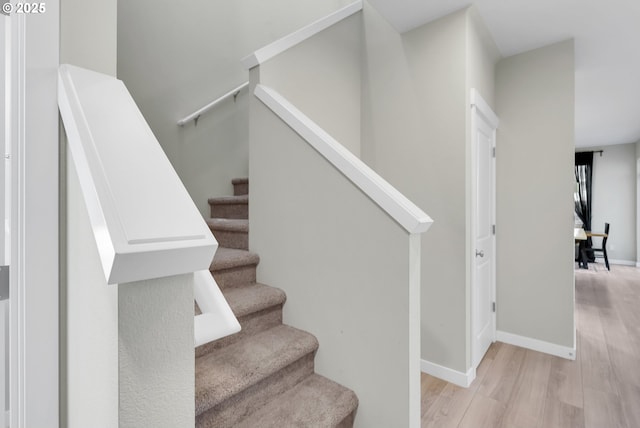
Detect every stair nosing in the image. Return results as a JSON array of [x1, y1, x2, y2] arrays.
[[206, 218, 249, 233], [222, 282, 286, 318], [210, 247, 259, 271], [195, 325, 319, 413], [235, 373, 358, 428], [208, 194, 249, 205]]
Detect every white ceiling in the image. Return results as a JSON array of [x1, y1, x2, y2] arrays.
[[368, 0, 640, 148]]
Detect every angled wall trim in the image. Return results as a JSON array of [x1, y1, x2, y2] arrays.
[[242, 0, 363, 69], [58, 64, 217, 284], [254, 84, 433, 234]]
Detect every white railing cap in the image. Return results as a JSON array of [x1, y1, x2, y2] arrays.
[[242, 0, 363, 70], [59, 64, 217, 284], [255, 84, 433, 235]]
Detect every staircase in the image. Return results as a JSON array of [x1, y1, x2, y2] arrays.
[[196, 178, 359, 428]]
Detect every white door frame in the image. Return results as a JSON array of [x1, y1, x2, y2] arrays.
[[6, 3, 60, 426], [470, 89, 498, 370]]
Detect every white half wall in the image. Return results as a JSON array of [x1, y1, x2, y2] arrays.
[[495, 40, 575, 350], [250, 93, 421, 428]]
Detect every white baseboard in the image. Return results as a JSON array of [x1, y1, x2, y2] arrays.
[[636, 262, 640, 268], [421, 359, 475, 388], [496, 330, 575, 360], [609, 259, 637, 267]]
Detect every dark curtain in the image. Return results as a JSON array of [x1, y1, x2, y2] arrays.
[[575, 152, 594, 259]]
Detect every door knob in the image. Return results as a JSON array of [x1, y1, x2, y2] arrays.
[[476, 250, 484, 258]]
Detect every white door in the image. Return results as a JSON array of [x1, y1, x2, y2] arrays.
[[471, 89, 498, 369]]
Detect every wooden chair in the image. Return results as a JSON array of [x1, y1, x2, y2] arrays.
[[582, 223, 610, 271]]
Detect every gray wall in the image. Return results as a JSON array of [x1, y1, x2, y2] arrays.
[[495, 40, 575, 348], [464, 6, 501, 367], [361, 4, 498, 375], [61, 0, 117, 76], [577, 143, 637, 264], [118, 0, 353, 215], [401, 9, 469, 373], [260, 14, 362, 156]]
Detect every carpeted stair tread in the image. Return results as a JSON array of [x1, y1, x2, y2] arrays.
[[206, 218, 249, 233], [208, 194, 248, 205], [195, 325, 319, 414], [222, 283, 286, 318], [210, 247, 259, 272], [235, 374, 358, 428]]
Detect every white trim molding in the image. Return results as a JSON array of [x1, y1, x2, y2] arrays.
[[254, 84, 433, 234], [242, 1, 362, 69], [9, 5, 60, 426], [497, 330, 576, 360], [421, 360, 476, 388], [58, 64, 217, 284], [608, 259, 637, 267]]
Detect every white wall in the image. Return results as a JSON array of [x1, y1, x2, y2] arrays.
[[577, 144, 637, 264], [495, 40, 575, 351], [8, 4, 61, 426], [64, 157, 119, 428], [118, 0, 354, 215], [118, 275, 195, 428]]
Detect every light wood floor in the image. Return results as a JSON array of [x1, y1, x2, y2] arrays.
[[421, 263, 640, 428]]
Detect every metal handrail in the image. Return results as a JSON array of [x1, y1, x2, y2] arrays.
[[177, 81, 249, 126]]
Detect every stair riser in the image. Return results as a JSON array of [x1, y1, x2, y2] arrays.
[[212, 265, 256, 289], [210, 229, 248, 250], [233, 182, 249, 196], [210, 203, 248, 220], [196, 353, 315, 428], [196, 305, 283, 358]]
